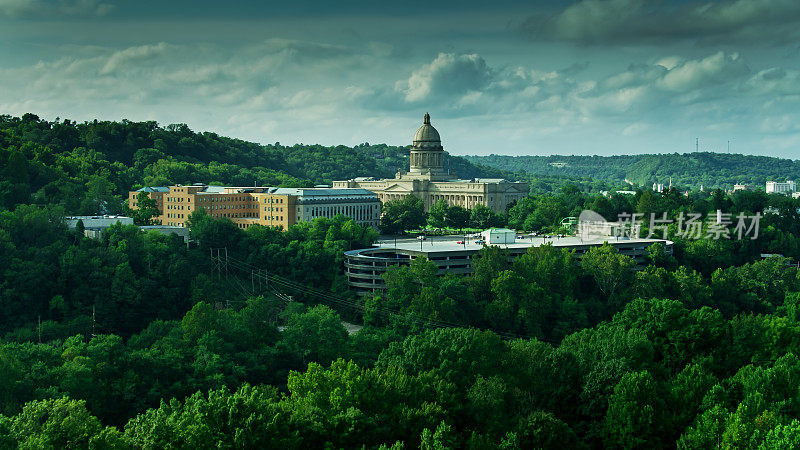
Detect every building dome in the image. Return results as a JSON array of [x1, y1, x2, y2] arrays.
[[412, 113, 443, 150]]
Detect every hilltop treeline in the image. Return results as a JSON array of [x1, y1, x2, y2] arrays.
[[465, 153, 800, 189], [0, 113, 504, 215]]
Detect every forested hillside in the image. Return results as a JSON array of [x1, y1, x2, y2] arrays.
[[465, 153, 800, 189], [4, 112, 800, 448], [0, 113, 505, 215]]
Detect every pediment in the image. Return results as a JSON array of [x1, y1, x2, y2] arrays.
[[500, 184, 529, 194], [384, 184, 413, 192]]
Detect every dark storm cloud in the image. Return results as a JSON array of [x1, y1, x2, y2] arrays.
[[0, 0, 113, 17], [526, 0, 800, 44]]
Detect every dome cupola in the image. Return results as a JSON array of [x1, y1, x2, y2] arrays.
[[412, 113, 443, 150]]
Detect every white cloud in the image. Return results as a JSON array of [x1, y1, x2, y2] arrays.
[[99, 42, 171, 75], [399, 53, 493, 103], [656, 52, 748, 92]]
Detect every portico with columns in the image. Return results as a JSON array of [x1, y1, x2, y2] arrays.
[[333, 113, 529, 214]]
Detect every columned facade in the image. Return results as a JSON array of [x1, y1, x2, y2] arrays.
[[333, 113, 528, 213]]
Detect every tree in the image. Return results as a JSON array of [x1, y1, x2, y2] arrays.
[[129, 192, 160, 225], [380, 195, 426, 234], [504, 411, 587, 450], [446, 206, 470, 231], [603, 370, 667, 449], [281, 305, 349, 365], [8, 397, 124, 449], [428, 199, 448, 228], [581, 243, 635, 303], [470, 204, 503, 229]]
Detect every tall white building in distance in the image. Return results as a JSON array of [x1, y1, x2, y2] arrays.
[[766, 181, 797, 194]]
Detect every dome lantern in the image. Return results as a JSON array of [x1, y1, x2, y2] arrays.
[[412, 112, 443, 151]]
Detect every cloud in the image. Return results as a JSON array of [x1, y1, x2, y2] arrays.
[[99, 42, 171, 75], [3, 38, 800, 156], [528, 0, 800, 44], [656, 51, 749, 91], [745, 67, 800, 96], [0, 0, 113, 17], [398, 53, 493, 103]]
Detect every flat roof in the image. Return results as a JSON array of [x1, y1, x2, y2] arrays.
[[269, 188, 377, 197], [359, 235, 672, 256], [66, 215, 132, 220]]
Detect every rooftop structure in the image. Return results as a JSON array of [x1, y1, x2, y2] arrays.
[[65, 215, 134, 239], [65, 215, 133, 230]]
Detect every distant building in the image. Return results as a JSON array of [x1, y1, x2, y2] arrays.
[[128, 184, 380, 230], [733, 184, 757, 192], [333, 113, 528, 213], [139, 225, 192, 243], [65, 215, 134, 239], [652, 178, 672, 193], [600, 190, 637, 197], [766, 180, 796, 194], [548, 162, 568, 168]]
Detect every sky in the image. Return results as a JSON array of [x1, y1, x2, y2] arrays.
[[2, 0, 800, 158]]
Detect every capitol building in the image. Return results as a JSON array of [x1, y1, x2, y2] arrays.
[[333, 113, 528, 213]]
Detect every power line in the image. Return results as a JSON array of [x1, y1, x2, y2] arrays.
[[212, 250, 539, 342]]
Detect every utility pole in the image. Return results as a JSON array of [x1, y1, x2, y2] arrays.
[[696, 137, 699, 153]]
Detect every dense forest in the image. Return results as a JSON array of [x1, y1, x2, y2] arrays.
[[3, 112, 800, 448], [464, 153, 800, 190]]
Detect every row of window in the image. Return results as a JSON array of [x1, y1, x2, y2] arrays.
[[205, 204, 255, 210], [210, 213, 258, 219], [198, 195, 251, 203], [306, 204, 379, 222]]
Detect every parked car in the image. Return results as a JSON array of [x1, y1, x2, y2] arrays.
[[417, 235, 426, 240]]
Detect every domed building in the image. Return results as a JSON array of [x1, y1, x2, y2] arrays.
[[333, 113, 528, 213]]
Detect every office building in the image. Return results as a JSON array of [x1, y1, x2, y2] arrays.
[[766, 181, 796, 194], [128, 184, 380, 229]]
